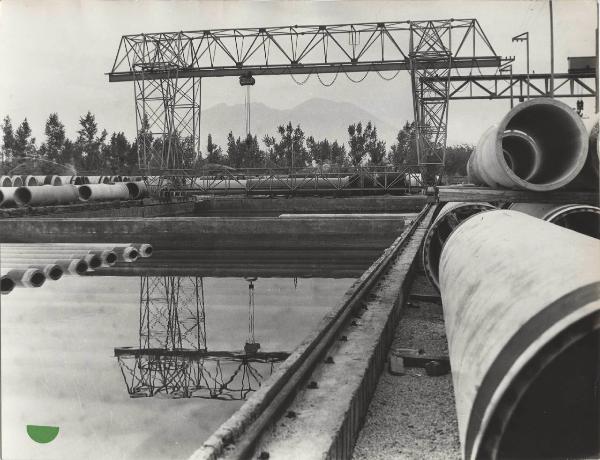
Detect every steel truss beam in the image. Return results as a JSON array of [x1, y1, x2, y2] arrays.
[[109, 19, 506, 174], [420, 71, 597, 101]]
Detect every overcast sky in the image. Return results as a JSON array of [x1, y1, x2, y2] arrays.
[[0, 0, 597, 146]]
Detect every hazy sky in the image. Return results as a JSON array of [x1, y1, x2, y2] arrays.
[[0, 0, 597, 147]]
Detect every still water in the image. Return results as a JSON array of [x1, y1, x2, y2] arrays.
[[1, 274, 355, 460]]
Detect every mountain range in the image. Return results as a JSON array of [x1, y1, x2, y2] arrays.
[[199, 98, 401, 151]]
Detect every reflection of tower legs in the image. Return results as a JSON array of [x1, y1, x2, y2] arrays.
[[116, 276, 289, 400], [139, 276, 207, 351]]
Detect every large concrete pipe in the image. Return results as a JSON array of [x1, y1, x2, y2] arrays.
[[0, 187, 18, 207], [125, 181, 149, 200], [14, 184, 79, 207], [78, 183, 130, 202], [509, 203, 600, 239], [2, 263, 63, 281], [568, 119, 599, 190], [1, 275, 15, 294], [1, 176, 12, 187], [135, 243, 153, 257], [440, 210, 600, 460], [1, 268, 46, 288], [422, 202, 496, 291], [11, 176, 23, 187], [2, 250, 102, 270], [467, 98, 588, 191]]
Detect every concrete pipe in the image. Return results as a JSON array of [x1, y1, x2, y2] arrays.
[[3, 251, 101, 270], [1, 176, 12, 187], [3, 244, 136, 263], [509, 203, 600, 239], [1, 268, 46, 288], [125, 181, 148, 200], [44, 175, 61, 185], [0, 187, 18, 207], [2, 263, 63, 281], [467, 98, 588, 191], [568, 119, 599, 190], [439, 210, 600, 460], [422, 202, 496, 291], [78, 183, 130, 202], [56, 175, 75, 185], [22, 175, 38, 187], [11, 176, 23, 187], [86, 175, 103, 184], [1, 275, 15, 294], [135, 243, 153, 258], [33, 175, 48, 185], [14, 184, 79, 207]]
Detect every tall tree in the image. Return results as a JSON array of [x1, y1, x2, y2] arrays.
[[106, 132, 134, 173], [1, 116, 15, 165], [41, 113, 66, 163], [226, 132, 263, 168], [364, 123, 386, 165], [13, 118, 36, 162], [76, 111, 107, 171], [347, 122, 366, 166], [205, 134, 223, 164], [263, 122, 309, 167], [444, 144, 473, 176], [388, 121, 418, 165]]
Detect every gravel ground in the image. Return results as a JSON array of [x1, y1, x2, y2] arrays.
[[352, 275, 461, 459]]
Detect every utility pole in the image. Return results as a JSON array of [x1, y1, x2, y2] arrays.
[[549, 0, 555, 97], [512, 32, 530, 100]]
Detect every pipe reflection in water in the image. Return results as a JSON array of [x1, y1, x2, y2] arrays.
[[115, 276, 289, 400]]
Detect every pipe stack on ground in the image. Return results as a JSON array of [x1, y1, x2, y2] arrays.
[[467, 98, 589, 191], [422, 202, 496, 291], [0, 243, 152, 295], [439, 210, 599, 460]]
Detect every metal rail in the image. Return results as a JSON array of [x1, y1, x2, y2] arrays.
[[192, 203, 433, 460]]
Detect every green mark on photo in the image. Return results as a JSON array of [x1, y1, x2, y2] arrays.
[[27, 425, 59, 444]]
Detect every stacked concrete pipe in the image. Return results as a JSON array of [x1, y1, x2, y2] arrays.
[[440, 210, 600, 460], [467, 98, 588, 191], [509, 203, 600, 239], [11, 176, 23, 187], [14, 184, 79, 207], [78, 183, 130, 202], [125, 181, 149, 200], [1, 176, 12, 187], [422, 202, 496, 291]]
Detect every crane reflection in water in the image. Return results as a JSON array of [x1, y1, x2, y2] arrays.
[[114, 276, 289, 400]]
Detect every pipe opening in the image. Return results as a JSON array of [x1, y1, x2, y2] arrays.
[[1, 276, 15, 294], [29, 271, 46, 287], [74, 260, 88, 275], [487, 314, 600, 459], [1, 177, 11, 187], [87, 254, 101, 269], [79, 185, 92, 201], [501, 130, 541, 181], [48, 266, 63, 281], [125, 182, 140, 199], [14, 187, 32, 206], [504, 102, 587, 186], [105, 252, 118, 265], [423, 204, 495, 290], [551, 208, 600, 239]]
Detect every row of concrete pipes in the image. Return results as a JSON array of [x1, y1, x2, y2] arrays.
[[0, 175, 144, 187], [467, 98, 598, 191], [0, 243, 153, 295], [0, 181, 148, 208]]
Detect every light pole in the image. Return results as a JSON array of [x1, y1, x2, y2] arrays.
[[512, 32, 530, 100]]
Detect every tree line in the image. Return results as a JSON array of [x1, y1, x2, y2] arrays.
[[1, 112, 471, 176]]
